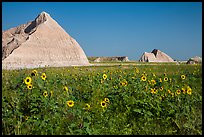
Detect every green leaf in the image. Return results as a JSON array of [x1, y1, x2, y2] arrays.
[[133, 109, 142, 113], [146, 111, 153, 116]]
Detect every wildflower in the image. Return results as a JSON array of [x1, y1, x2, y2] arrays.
[[181, 87, 186, 94], [74, 66, 77, 69], [150, 88, 157, 94], [24, 116, 29, 121], [141, 75, 147, 81], [50, 91, 53, 97], [164, 77, 168, 82], [187, 86, 192, 95], [63, 86, 68, 92], [160, 86, 163, 91], [145, 85, 148, 91], [101, 101, 107, 108], [31, 70, 38, 76], [120, 80, 128, 87], [41, 73, 46, 80], [103, 74, 107, 80], [181, 75, 186, 80], [118, 75, 122, 79], [85, 103, 91, 110], [135, 67, 139, 73], [24, 77, 32, 85], [159, 78, 162, 82], [150, 79, 156, 85], [168, 89, 171, 94], [67, 100, 74, 107], [176, 89, 181, 95], [43, 91, 48, 97], [27, 84, 32, 90], [104, 98, 110, 103]]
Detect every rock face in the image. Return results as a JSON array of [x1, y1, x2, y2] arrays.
[[2, 11, 89, 69], [93, 56, 129, 62], [186, 56, 202, 64], [139, 49, 174, 62]]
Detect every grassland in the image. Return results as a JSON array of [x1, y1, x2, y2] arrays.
[[2, 63, 202, 135]]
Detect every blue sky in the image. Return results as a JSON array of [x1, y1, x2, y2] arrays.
[[2, 2, 202, 61]]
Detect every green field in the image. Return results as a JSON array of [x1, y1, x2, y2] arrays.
[[2, 63, 202, 135]]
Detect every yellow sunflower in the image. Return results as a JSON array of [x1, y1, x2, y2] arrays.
[[181, 75, 186, 80], [104, 98, 110, 103], [24, 116, 29, 121], [150, 88, 157, 94], [85, 103, 91, 110], [141, 75, 147, 81], [43, 91, 48, 97], [24, 77, 32, 85], [187, 86, 192, 95], [67, 100, 74, 107], [31, 70, 38, 76], [50, 91, 53, 97], [63, 86, 68, 92], [103, 74, 107, 80], [27, 84, 32, 90], [159, 78, 162, 83], [181, 87, 186, 94], [176, 89, 181, 95], [150, 79, 156, 85], [101, 101, 107, 108], [160, 86, 163, 91], [164, 77, 168, 82], [41, 73, 46, 80]]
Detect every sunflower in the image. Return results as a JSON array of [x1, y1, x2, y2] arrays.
[[181, 75, 186, 80], [24, 77, 32, 85], [171, 93, 174, 97], [41, 73, 46, 80], [74, 66, 77, 69], [27, 84, 32, 90], [85, 103, 91, 110], [150, 79, 156, 85], [135, 68, 139, 73], [164, 77, 168, 82], [67, 100, 74, 107], [168, 89, 171, 94], [160, 86, 163, 91], [24, 116, 29, 121], [64, 86, 68, 92], [176, 89, 181, 95], [141, 75, 147, 81], [159, 78, 162, 83], [150, 88, 157, 94], [50, 91, 53, 97], [103, 74, 107, 80], [43, 91, 48, 97], [104, 98, 110, 103], [101, 101, 107, 108], [187, 86, 192, 95], [120, 80, 128, 87], [181, 87, 186, 94], [31, 70, 38, 76]]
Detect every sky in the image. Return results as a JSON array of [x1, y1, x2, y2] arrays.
[[2, 2, 202, 61]]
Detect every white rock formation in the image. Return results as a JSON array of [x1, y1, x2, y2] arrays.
[[139, 49, 174, 62], [2, 11, 90, 69]]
